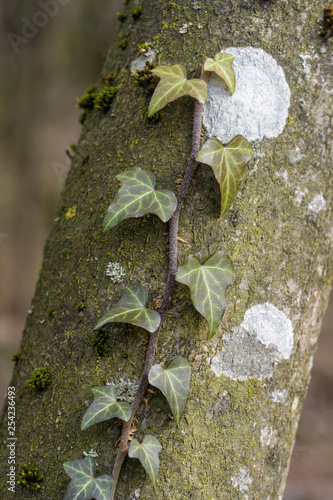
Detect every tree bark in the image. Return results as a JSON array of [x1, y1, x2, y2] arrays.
[[0, 1, 332, 499]]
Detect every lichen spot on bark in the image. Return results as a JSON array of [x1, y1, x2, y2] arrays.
[[211, 303, 294, 380], [203, 47, 291, 143]]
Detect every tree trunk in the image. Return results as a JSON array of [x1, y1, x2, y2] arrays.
[[1, 1, 332, 499]]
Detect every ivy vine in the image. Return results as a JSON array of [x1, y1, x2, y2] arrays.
[[63, 50, 253, 500]]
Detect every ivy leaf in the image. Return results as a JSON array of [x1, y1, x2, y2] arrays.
[[176, 251, 233, 339], [81, 386, 131, 430], [63, 456, 114, 500], [103, 167, 177, 231], [148, 65, 208, 116], [148, 357, 191, 425], [128, 435, 162, 485], [203, 52, 236, 94], [196, 135, 253, 216], [95, 285, 160, 334]]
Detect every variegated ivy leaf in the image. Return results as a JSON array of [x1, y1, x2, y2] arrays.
[[63, 456, 114, 500], [203, 52, 236, 94], [95, 285, 160, 334], [128, 435, 162, 485], [148, 357, 191, 425], [103, 167, 177, 231], [81, 385, 131, 430], [148, 64, 208, 116], [176, 251, 233, 339], [196, 135, 253, 216]]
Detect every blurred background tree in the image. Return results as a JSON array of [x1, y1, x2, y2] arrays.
[[0, 1, 332, 498]]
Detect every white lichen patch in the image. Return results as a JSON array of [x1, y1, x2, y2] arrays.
[[272, 389, 288, 403], [203, 47, 290, 143], [211, 327, 283, 380], [107, 376, 139, 402], [291, 396, 299, 413], [130, 50, 156, 73], [83, 448, 98, 458], [211, 303, 294, 380], [241, 302, 294, 360], [260, 426, 277, 447], [299, 54, 311, 74], [106, 262, 126, 283], [179, 22, 192, 34], [288, 146, 303, 164], [231, 467, 253, 493], [294, 187, 308, 206], [308, 193, 326, 213]]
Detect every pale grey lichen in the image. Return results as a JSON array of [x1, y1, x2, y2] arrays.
[[241, 302, 294, 360], [211, 303, 294, 381], [260, 426, 277, 447], [271, 389, 288, 403], [231, 466, 252, 493], [308, 193, 326, 213], [106, 262, 126, 283], [203, 47, 290, 143], [130, 50, 156, 73], [289, 146, 303, 164], [83, 448, 98, 458], [294, 187, 307, 206], [106, 376, 139, 402], [211, 327, 283, 380]]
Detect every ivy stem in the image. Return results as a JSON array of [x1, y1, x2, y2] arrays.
[[111, 71, 208, 499]]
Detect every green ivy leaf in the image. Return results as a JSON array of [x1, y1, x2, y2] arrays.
[[148, 65, 208, 116], [103, 167, 177, 231], [196, 135, 253, 216], [148, 357, 191, 425], [95, 285, 160, 333], [203, 52, 236, 94], [176, 251, 233, 339], [81, 386, 131, 430], [128, 435, 162, 485], [63, 456, 114, 500]]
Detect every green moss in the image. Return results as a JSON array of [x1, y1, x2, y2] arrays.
[[137, 42, 151, 54], [131, 7, 142, 20], [62, 249, 71, 259], [28, 368, 51, 391], [117, 12, 127, 22], [95, 87, 116, 111], [92, 329, 109, 357], [76, 301, 85, 311], [17, 464, 43, 490], [119, 38, 128, 49], [11, 353, 23, 362], [79, 110, 89, 124], [133, 61, 158, 96], [48, 307, 55, 317], [142, 109, 162, 122], [77, 91, 98, 110]]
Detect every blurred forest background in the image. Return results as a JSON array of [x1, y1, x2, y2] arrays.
[[0, 1, 332, 498]]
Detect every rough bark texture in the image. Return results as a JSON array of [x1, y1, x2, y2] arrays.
[[0, 1, 332, 499]]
